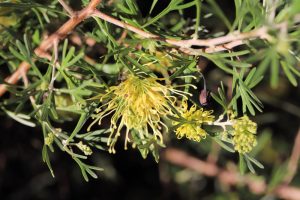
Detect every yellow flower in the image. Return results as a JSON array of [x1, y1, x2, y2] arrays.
[[76, 141, 93, 156], [174, 100, 214, 142], [232, 115, 257, 153], [89, 75, 182, 153], [45, 133, 55, 146]]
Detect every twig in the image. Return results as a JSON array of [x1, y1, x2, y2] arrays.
[[1, 3, 299, 97], [284, 127, 300, 184], [117, 30, 128, 44], [21, 71, 36, 105], [0, 0, 102, 97], [92, 10, 269, 49], [35, 0, 101, 59], [0, 62, 31, 96], [163, 148, 300, 200], [180, 40, 244, 55], [275, 185, 300, 200], [58, 0, 75, 17], [206, 142, 220, 164], [49, 39, 59, 90]]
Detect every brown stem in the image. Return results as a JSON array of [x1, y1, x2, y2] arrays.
[[0, 0, 102, 97], [92, 10, 268, 49], [284, 127, 300, 184], [1, 3, 299, 97], [35, 0, 101, 58], [58, 0, 75, 17], [163, 148, 300, 200]]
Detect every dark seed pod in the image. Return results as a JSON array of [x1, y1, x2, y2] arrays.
[[199, 89, 210, 106]]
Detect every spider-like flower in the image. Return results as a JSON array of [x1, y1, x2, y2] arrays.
[[174, 100, 215, 142], [232, 115, 257, 153], [88, 75, 185, 153]]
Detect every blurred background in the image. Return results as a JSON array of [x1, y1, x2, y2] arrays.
[[1, 0, 300, 199], [1, 69, 300, 200]]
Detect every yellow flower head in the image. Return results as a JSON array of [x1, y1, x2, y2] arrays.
[[45, 132, 55, 146], [76, 141, 93, 156], [232, 115, 257, 153], [174, 100, 215, 142], [89, 75, 181, 153]]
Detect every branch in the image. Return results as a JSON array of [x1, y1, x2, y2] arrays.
[[1, 4, 299, 97], [35, 0, 101, 58], [162, 148, 300, 200], [0, 0, 102, 97], [284, 127, 300, 184], [92, 10, 268, 49], [58, 0, 75, 17]]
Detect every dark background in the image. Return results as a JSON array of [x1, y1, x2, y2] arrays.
[[1, 0, 300, 200]]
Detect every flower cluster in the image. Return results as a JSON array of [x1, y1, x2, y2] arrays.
[[231, 115, 257, 153], [89, 75, 184, 153], [76, 141, 93, 156], [174, 100, 215, 142], [45, 132, 55, 146], [89, 73, 259, 156]]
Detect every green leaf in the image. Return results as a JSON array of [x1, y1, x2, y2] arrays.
[[149, 0, 159, 14], [244, 68, 257, 86], [291, 0, 300, 15], [270, 55, 279, 88], [209, 57, 233, 74], [205, 0, 231, 30], [23, 34, 32, 58], [211, 93, 226, 109], [65, 51, 84, 68], [281, 61, 298, 86], [5, 110, 36, 127], [32, 29, 40, 45], [62, 39, 68, 60], [125, 55, 155, 76], [42, 145, 55, 177], [125, 0, 138, 15], [73, 157, 89, 182], [239, 85, 255, 115], [32, 8, 45, 29], [215, 50, 250, 58], [254, 52, 271, 81], [175, 1, 196, 10], [239, 154, 246, 175], [62, 46, 75, 67], [142, 0, 182, 28], [268, 162, 288, 191], [9, 46, 25, 61], [245, 154, 264, 169], [169, 61, 196, 80], [213, 137, 235, 153], [66, 113, 88, 144], [245, 156, 256, 174]]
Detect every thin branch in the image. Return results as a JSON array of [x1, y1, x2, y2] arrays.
[[58, 0, 75, 17], [0, 62, 31, 96], [92, 10, 269, 49], [117, 30, 128, 44], [1, 3, 299, 97], [49, 39, 59, 90], [284, 127, 300, 184], [21, 70, 36, 105], [0, 0, 102, 97], [92, 10, 157, 38], [163, 148, 300, 200], [35, 0, 101, 59], [180, 40, 244, 55]]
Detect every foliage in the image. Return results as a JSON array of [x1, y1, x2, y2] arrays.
[[0, 0, 299, 187]]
